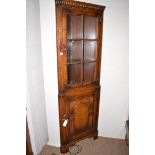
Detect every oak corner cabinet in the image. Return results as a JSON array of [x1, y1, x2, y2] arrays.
[[55, 0, 105, 153]]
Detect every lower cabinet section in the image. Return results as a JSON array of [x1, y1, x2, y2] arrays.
[[58, 89, 100, 153]]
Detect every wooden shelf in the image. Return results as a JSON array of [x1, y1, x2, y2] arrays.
[[67, 59, 96, 65], [67, 59, 82, 64], [83, 59, 96, 63], [67, 38, 98, 41]]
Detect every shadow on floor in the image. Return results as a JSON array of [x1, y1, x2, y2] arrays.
[[39, 136, 129, 155]]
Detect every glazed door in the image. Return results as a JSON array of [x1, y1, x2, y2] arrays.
[[61, 10, 100, 89]]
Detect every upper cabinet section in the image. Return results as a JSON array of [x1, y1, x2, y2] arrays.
[[56, 0, 105, 91]]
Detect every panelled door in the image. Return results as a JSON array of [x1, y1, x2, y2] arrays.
[[59, 90, 100, 145]]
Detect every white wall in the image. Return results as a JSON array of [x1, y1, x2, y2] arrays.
[[101, 0, 129, 139], [80, 0, 129, 139], [26, 0, 48, 154], [39, 0, 60, 147], [38, 0, 129, 148]]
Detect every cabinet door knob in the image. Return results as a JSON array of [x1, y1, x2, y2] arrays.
[[60, 52, 64, 56], [60, 48, 67, 56], [62, 119, 68, 127]]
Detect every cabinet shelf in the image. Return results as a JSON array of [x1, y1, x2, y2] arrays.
[[67, 59, 82, 64], [67, 38, 98, 42], [67, 59, 96, 65], [84, 59, 96, 63]]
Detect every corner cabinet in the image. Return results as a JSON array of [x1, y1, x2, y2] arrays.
[[55, 0, 105, 153]]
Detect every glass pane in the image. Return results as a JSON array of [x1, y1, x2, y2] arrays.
[[67, 15, 83, 39], [84, 16, 98, 39], [84, 41, 97, 61], [84, 62, 96, 82], [67, 40, 83, 61], [68, 64, 82, 84]]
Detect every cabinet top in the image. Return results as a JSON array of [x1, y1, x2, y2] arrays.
[[55, 0, 106, 11]]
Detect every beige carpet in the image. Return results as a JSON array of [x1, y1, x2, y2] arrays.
[[39, 137, 129, 155]]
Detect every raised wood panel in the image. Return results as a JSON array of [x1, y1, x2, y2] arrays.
[[69, 96, 94, 135], [74, 101, 89, 130]]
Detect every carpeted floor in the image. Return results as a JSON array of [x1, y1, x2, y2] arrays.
[[39, 137, 129, 155]]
